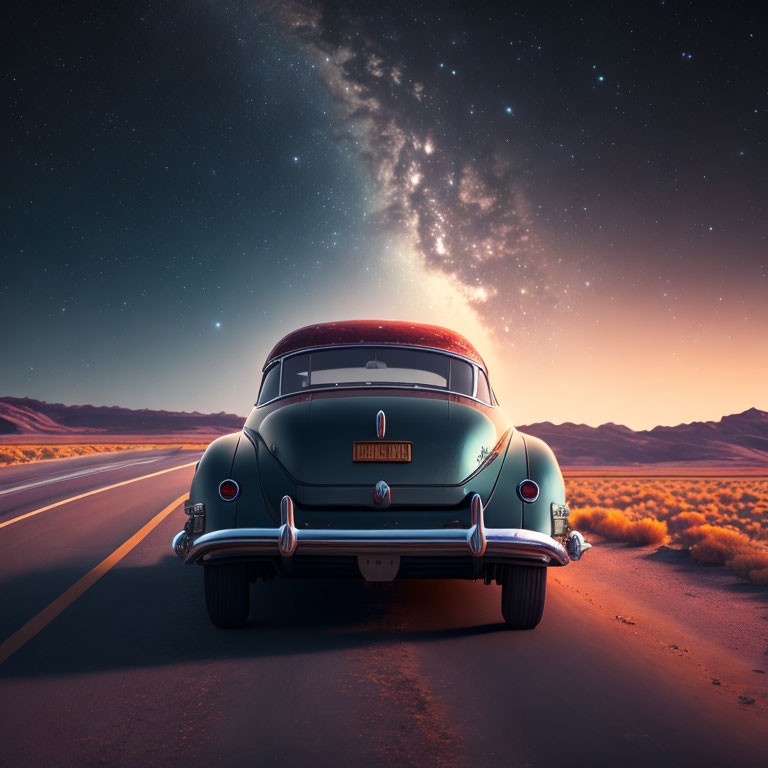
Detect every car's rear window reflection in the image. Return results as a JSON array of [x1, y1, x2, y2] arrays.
[[274, 347, 475, 398]]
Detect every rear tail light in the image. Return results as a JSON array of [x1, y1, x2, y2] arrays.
[[218, 479, 240, 501], [516, 479, 539, 503]]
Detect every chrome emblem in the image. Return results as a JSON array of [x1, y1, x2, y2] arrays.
[[373, 480, 391, 507], [468, 493, 487, 557], [376, 409, 386, 438]]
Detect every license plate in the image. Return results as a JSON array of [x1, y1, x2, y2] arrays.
[[353, 441, 412, 462]]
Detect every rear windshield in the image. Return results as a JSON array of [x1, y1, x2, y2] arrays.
[[261, 347, 476, 400]]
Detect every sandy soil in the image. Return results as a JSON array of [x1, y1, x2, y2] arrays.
[[555, 536, 768, 709]]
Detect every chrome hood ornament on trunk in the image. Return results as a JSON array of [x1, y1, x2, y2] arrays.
[[376, 409, 386, 438]]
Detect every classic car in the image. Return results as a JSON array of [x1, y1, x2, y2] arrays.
[[173, 320, 590, 629]]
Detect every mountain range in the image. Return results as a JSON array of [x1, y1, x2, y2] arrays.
[[0, 396, 244, 437], [519, 408, 768, 466], [1, 396, 766, 466]]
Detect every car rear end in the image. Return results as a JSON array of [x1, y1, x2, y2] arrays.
[[172, 329, 590, 629]]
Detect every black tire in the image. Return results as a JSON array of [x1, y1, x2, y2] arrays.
[[204, 564, 250, 628], [501, 565, 547, 630]]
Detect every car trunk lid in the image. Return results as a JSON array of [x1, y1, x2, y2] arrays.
[[255, 392, 505, 489]]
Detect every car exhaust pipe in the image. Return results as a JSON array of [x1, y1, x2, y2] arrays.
[[565, 530, 591, 561]]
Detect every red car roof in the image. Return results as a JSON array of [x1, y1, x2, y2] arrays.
[[265, 320, 487, 371]]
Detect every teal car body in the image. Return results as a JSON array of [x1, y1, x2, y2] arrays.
[[174, 320, 589, 629]]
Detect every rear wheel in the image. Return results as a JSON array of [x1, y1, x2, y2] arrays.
[[501, 565, 547, 629], [204, 564, 250, 628]]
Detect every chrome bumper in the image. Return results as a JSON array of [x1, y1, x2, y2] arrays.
[[172, 493, 574, 567]]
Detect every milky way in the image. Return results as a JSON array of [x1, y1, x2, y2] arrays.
[[271, 0, 572, 335], [3, 0, 765, 426]]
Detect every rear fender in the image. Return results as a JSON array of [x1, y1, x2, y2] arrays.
[[519, 433, 566, 536], [189, 433, 241, 532], [482, 429, 526, 529], [233, 433, 286, 527]]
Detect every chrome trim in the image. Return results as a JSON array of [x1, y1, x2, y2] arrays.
[[373, 480, 391, 507], [173, 530, 190, 559], [376, 409, 386, 438], [266, 343, 484, 371], [255, 344, 498, 410], [256, 360, 281, 406], [256, 384, 497, 410], [468, 493, 487, 557], [175, 523, 570, 566], [278, 495, 298, 555], [516, 479, 540, 503], [474, 369, 493, 406], [566, 530, 592, 561], [218, 479, 240, 502]]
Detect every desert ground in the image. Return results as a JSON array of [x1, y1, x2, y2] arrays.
[[0, 449, 766, 766], [567, 475, 768, 585]]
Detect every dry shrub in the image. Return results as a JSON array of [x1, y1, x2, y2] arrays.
[[626, 518, 668, 546], [727, 550, 768, 584], [0, 443, 209, 466], [688, 526, 752, 565], [570, 506, 607, 530], [674, 523, 720, 548], [567, 476, 768, 582], [667, 511, 707, 534], [716, 490, 736, 505], [749, 569, 768, 585], [571, 506, 667, 546]]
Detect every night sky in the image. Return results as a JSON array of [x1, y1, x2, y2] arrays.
[[2, 1, 766, 428]]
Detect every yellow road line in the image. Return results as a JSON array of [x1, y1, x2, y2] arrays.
[[0, 462, 196, 530], [0, 493, 187, 665]]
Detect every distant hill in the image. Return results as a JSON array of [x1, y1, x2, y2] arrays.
[[0, 396, 245, 437], [519, 408, 768, 467], [1, 396, 766, 466]]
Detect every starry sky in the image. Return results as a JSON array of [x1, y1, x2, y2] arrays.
[[2, 0, 766, 429]]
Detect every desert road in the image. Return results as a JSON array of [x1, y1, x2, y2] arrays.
[[0, 452, 766, 767]]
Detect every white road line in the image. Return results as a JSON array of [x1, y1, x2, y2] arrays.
[[0, 462, 197, 530], [0, 457, 163, 497]]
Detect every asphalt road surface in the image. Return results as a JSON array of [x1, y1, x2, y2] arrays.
[[0, 451, 765, 767]]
